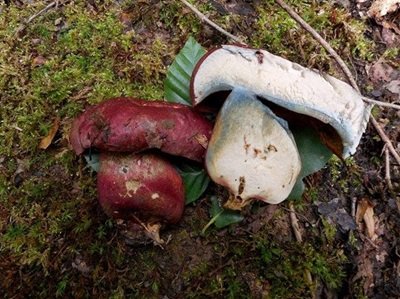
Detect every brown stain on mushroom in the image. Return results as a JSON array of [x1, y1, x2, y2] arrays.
[[266, 144, 278, 152], [238, 176, 246, 195], [253, 148, 263, 159], [243, 136, 251, 154], [255, 50, 264, 64]]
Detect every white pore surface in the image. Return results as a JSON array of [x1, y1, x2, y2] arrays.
[[192, 45, 371, 157], [206, 89, 301, 204]]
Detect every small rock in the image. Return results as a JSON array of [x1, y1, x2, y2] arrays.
[[385, 80, 400, 95], [371, 89, 383, 97], [316, 198, 356, 231]]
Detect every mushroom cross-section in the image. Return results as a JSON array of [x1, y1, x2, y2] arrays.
[[192, 44, 371, 208], [191, 45, 371, 158], [206, 88, 301, 209]]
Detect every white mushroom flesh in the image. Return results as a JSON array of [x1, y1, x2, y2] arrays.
[[192, 45, 371, 157], [206, 88, 301, 205]]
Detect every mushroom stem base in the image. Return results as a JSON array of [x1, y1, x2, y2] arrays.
[[223, 194, 252, 211]]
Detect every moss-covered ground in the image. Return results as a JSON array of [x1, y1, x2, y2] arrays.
[[1, 0, 399, 298]]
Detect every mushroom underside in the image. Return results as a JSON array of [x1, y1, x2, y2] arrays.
[[191, 45, 371, 158], [199, 92, 344, 157]]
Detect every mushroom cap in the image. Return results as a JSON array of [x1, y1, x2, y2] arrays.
[[70, 97, 213, 162], [206, 88, 301, 205], [191, 45, 371, 158], [98, 152, 185, 224]]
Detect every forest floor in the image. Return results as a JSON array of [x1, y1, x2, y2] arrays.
[[0, 0, 399, 298]]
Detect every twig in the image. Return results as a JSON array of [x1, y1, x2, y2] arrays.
[[16, 0, 59, 34], [384, 145, 393, 190], [288, 202, 313, 289], [289, 202, 303, 243], [274, 0, 400, 167], [26, 1, 58, 24], [362, 97, 400, 110], [371, 116, 400, 165], [280, 206, 313, 225], [351, 197, 357, 219], [180, 0, 245, 44]]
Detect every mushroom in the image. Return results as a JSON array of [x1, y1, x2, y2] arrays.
[[191, 45, 371, 208], [97, 152, 185, 244], [206, 88, 301, 209], [191, 45, 371, 158], [70, 98, 213, 244], [70, 97, 213, 162]]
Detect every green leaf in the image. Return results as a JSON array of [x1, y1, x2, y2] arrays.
[[287, 126, 332, 200], [209, 196, 243, 229], [165, 36, 209, 204], [177, 164, 210, 204], [84, 152, 100, 172], [164, 36, 206, 105]]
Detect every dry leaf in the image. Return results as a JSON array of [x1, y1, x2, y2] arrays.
[[368, 0, 400, 18], [317, 198, 356, 231], [385, 80, 400, 95], [32, 55, 46, 67], [356, 198, 369, 223], [381, 27, 400, 46], [363, 206, 375, 239], [356, 198, 376, 239], [38, 117, 60, 149], [366, 60, 398, 83]]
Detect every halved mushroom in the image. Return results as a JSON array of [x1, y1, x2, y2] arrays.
[[192, 45, 371, 208], [206, 88, 301, 209], [191, 45, 371, 158]]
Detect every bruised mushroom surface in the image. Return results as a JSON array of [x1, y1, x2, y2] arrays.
[[70, 97, 213, 162], [97, 152, 185, 243], [191, 45, 371, 158], [206, 88, 301, 208]]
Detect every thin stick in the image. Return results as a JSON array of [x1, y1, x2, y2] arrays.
[[289, 202, 303, 243], [274, 0, 359, 92], [274, 0, 400, 167], [371, 116, 400, 165], [384, 145, 393, 190], [288, 202, 314, 289], [362, 97, 400, 110], [26, 1, 57, 24], [15, 1, 68, 35], [180, 0, 245, 44], [280, 206, 313, 225], [351, 197, 357, 219]]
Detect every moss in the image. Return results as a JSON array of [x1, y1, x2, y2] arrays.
[[322, 217, 337, 244], [0, 0, 385, 297], [383, 47, 399, 60], [252, 0, 375, 74], [257, 238, 346, 297]]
